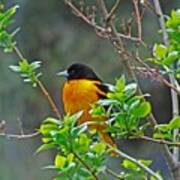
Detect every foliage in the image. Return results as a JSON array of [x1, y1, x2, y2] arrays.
[[150, 9, 180, 79], [153, 116, 180, 141], [0, 2, 179, 180], [120, 159, 153, 180], [0, 5, 19, 52], [91, 76, 151, 139], [9, 59, 42, 87], [38, 114, 107, 179]]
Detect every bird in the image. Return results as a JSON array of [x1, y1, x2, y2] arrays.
[[57, 63, 117, 150]]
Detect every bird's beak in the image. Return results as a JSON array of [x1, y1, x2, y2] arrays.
[[56, 70, 68, 77]]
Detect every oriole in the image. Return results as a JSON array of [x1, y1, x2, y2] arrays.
[[57, 63, 116, 149]]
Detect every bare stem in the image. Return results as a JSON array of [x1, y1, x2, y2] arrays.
[[13, 46, 24, 60], [73, 152, 99, 180], [107, 144, 162, 180], [106, 0, 121, 22], [106, 168, 121, 179], [133, 0, 142, 40], [0, 131, 40, 140], [37, 80, 61, 119], [140, 136, 180, 146], [152, 0, 180, 179], [13, 46, 61, 119]]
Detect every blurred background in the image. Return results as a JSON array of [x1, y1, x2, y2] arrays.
[[0, 0, 179, 179]]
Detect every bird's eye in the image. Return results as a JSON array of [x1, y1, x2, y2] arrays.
[[70, 70, 75, 74]]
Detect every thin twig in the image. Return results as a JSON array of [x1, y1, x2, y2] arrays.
[[17, 118, 24, 135], [73, 152, 99, 180], [96, 0, 158, 127], [106, 168, 121, 179], [140, 136, 180, 147], [106, 0, 121, 22], [0, 131, 40, 140], [13, 46, 24, 60], [133, 0, 142, 40], [152, 1, 180, 179], [37, 80, 61, 119], [65, 0, 142, 43], [0, 120, 6, 133], [153, 0, 180, 159], [132, 55, 180, 95], [107, 144, 162, 180], [13, 46, 62, 119], [65, 0, 105, 32]]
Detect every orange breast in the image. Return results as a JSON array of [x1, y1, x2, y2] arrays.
[[62, 79, 106, 124], [62, 79, 117, 151]]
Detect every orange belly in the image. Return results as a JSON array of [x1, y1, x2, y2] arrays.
[[62, 79, 105, 125], [62, 79, 117, 152]]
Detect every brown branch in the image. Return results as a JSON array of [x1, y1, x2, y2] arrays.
[[96, 0, 158, 127], [64, 1, 180, 179], [37, 80, 61, 119], [140, 136, 180, 147], [106, 0, 121, 22], [13, 46, 24, 60], [65, 0, 142, 43], [133, 0, 142, 40], [65, 0, 105, 33], [73, 152, 99, 180], [0, 131, 40, 140], [152, 1, 180, 179], [132, 55, 180, 95], [107, 144, 162, 180], [106, 168, 121, 179], [13, 46, 62, 119]]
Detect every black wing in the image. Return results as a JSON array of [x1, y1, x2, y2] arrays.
[[96, 83, 111, 99]]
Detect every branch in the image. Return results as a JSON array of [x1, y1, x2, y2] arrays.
[[140, 136, 180, 147], [64, 1, 180, 178], [152, 1, 180, 179], [133, 0, 142, 40], [131, 56, 180, 95], [65, 0, 106, 33], [0, 131, 40, 140], [106, 168, 121, 179], [107, 144, 162, 180], [65, 0, 142, 43], [73, 152, 99, 180], [13, 46, 62, 119], [106, 0, 121, 22], [37, 80, 62, 119]]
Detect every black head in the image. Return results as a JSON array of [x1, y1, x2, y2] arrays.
[[57, 63, 101, 81]]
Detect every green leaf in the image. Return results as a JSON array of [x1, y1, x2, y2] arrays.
[[39, 123, 58, 135], [9, 65, 20, 72], [166, 9, 180, 28], [153, 44, 168, 59], [155, 124, 169, 132], [90, 104, 106, 116], [163, 51, 179, 65], [168, 116, 180, 129], [91, 142, 106, 154], [153, 132, 166, 139], [127, 96, 141, 110], [132, 102, 151, 118], [36, 143, 55, 154], [79, 133, 91, 147], [43, 117, 61, 125], [55, 154, 66, 168], [66, 153, 74, 164], [71, 124, 88, 136], [122, 159, 139, 171], [139, 159, 152, 166], [115, 76, 126, 92], [19, 59, 30, 73]]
